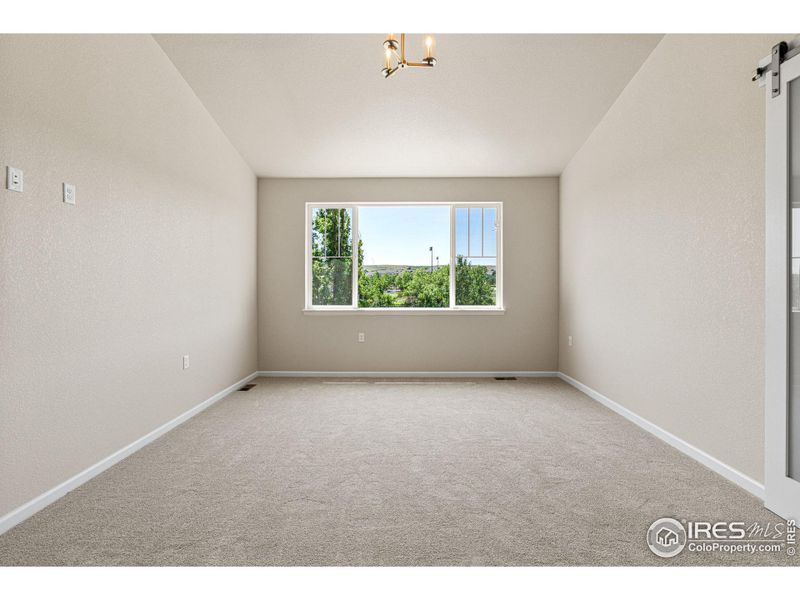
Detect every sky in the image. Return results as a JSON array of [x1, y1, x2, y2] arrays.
[[358, 206, 497, 266], [359, 206, 450, 266]]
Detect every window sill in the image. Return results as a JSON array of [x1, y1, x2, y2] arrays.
[[303, 308, 506, 316]]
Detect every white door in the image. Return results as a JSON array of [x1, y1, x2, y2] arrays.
[[766, 45, 800, 521]]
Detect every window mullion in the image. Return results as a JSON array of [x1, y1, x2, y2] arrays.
[[449, 204, 456, 308], [496, 205, 502, 308], [352, 206, 359, 309]]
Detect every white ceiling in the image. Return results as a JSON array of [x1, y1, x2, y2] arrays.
[[155, 34, 662, 178]]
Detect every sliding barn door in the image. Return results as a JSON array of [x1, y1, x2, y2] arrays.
[[766, 46, 800, 521]]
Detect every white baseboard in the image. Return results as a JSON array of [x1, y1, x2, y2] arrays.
[[0, 371, 259, 536], [557, 372, 765, 500], [256, 370, 558, 378]]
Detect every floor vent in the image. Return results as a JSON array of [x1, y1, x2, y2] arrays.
[[494, 377, 517, 381], [238, 384, 256, 391]]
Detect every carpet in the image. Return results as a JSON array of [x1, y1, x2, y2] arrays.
[[0, 377, 795, 566]]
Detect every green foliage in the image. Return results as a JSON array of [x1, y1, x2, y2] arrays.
[[454, 256, 495, 306], [358, 258, 494, 308], [358, 270, 399, 307], [311, 209, 353, 305], [398, 266, 449, 307]]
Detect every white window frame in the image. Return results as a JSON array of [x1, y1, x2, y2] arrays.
[[304, 202, 504, 315]]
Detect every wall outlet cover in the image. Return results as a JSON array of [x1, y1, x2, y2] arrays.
[[6, 166, 23, 192], [63, 183, 76, 205]]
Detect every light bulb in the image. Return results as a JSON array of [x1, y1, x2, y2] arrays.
[[425, 36, 433, 58], [385, 47, 392, 69]]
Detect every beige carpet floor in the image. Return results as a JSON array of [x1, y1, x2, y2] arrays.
[[0, 377, 795, 566]]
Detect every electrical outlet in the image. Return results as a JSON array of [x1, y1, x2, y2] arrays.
[[357, 332, 365, 343], [182, 355, 190, 370], [6, 166, 23, 192], [568, 336, 573, 347], [63, 182, 76, 205]]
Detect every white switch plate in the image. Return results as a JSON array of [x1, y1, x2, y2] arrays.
[[568, 335, 573, 347], [357, 332, 365, 343], [63, 183, 76, 205], [182, 355, 190, 370], [6, 166, 23, 192]]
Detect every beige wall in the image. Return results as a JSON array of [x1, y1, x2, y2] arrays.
[[0, 35, 258, 517], [258, 178, 559, 372], [559, 35, 785, 483]]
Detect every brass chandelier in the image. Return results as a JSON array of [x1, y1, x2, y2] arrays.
[[382, 34, 437, 78]]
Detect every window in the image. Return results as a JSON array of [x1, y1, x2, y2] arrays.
[[305, 203, 503, 312], [309, 207, 354, 306], [455, 206, 498, 306]]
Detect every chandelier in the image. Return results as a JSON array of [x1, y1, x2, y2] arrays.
[[382, 34, 436, 78]]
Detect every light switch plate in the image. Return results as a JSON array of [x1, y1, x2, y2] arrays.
[[6, 166, 23, 192], [63, 183, 76, 205]]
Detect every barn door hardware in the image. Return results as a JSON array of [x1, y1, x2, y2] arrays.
[[753, 41, 800, 98]]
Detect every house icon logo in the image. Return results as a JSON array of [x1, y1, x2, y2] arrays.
[[657, 527, 678, 546], [647, 518, 687, 558]]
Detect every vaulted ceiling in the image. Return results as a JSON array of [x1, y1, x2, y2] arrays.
[[155, 34, 663, 178]]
